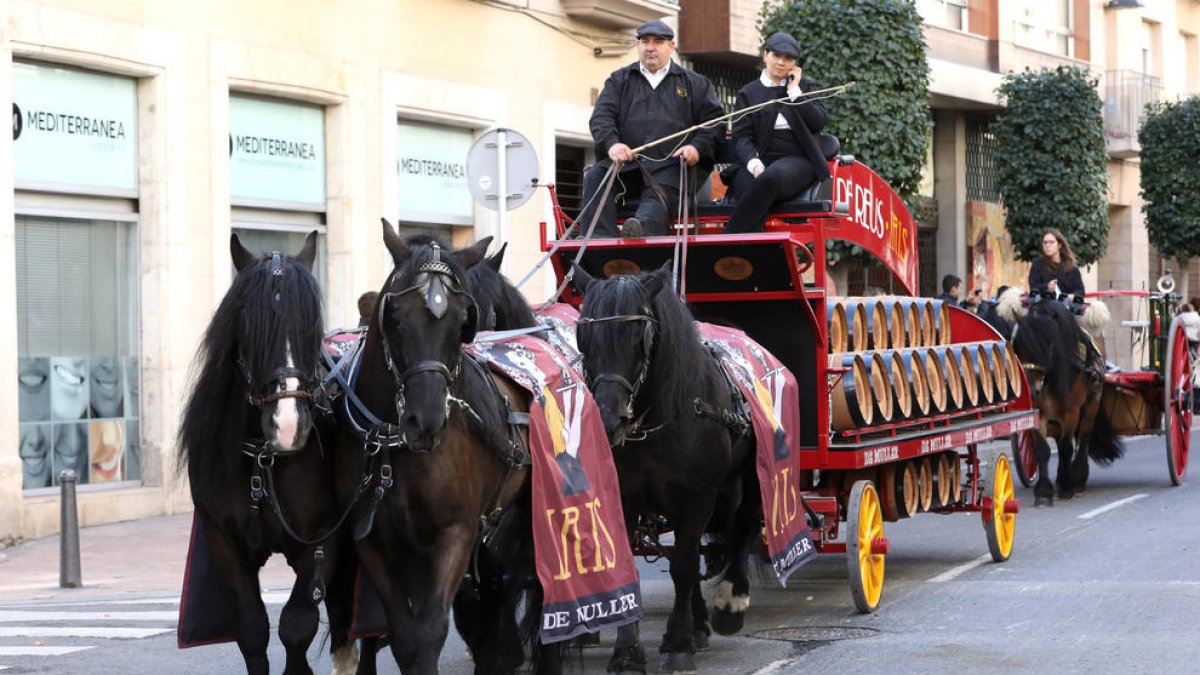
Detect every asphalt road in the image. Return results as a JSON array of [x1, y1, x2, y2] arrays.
[[1, 434, 1196, 674]]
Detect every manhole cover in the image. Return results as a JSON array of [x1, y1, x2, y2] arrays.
[[751, 626, 881, 642]]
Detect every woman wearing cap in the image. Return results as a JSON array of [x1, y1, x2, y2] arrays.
[[725, 32, 830, 233]]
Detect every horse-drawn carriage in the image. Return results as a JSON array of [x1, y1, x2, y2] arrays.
[[1008, 277, 1193, 489], [541, 154, 1039, 614]]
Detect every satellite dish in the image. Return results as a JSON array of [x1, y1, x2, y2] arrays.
[[466, 128, 539, 212]]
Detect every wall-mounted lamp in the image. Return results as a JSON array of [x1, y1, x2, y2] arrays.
[[1104, 0, 1144, 8]]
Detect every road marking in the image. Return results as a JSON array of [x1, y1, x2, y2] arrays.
[[0, 626, 172, 639], [929, 554, 992, 583], [1078, 494, 1148, 520], [750, 659, 795, 675], [0, 610, 178, 623], [0, 646, 94, 656], [0, 589, 290, 610]]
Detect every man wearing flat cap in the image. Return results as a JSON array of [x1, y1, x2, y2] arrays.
[[724, 31, 830, 233], [580, 19, 725, 238]]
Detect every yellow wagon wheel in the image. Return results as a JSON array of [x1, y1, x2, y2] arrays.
[[846, 479, 888, 613], [983, 452, 1019, 562]]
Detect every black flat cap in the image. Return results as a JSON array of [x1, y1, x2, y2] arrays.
[[636, 20, 674, 40], [764, 32, 802, 61]]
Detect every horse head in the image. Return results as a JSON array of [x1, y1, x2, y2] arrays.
[[572, 265, 669, 445], [229, 231, 323, 453], [1009, 297, 1082, 403], [376, 218, 490, 452]]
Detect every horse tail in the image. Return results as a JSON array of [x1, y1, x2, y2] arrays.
[[1083, 299, 1112, 333], [1087, 404, 1125, 466], [996, 287, 1026, 325]]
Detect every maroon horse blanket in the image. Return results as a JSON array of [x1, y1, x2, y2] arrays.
[[467, 331, 642, 643], [696, 322, 816, 584]]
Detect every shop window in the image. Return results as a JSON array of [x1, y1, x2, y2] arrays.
[[16, 216, 140, 491]]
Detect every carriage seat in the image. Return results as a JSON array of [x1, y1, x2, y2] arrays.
[[698, 133, 841, 219]]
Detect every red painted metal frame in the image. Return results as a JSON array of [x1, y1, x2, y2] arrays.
[[539, 160, 1037, 552]]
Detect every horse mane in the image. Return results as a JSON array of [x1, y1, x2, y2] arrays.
[[581, 270, 716, 423], [466, 245, 537, 331], [177, 253, 324, 497], [1011, 298, 1084, 401]]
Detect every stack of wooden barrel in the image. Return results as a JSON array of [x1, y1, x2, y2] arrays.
[[827, 297, 1022, 431]]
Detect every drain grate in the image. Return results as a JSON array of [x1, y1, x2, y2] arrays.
[[751, 626, 881, 642]]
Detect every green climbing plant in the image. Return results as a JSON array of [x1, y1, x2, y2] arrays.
[[992, 66, 1109, 266], [1139, 96, 1200, 286]]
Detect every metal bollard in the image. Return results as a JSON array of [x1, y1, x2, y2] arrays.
[[59, 470, 82, 589]]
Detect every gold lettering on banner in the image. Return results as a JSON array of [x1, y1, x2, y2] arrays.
[[770, 467, 800, 536], [585, 497, 618, 572], [547, 498, 619, 580]]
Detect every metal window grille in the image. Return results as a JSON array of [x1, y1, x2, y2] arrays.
[[689, 60, 760, 114], [965, 114, 1000, 203], [555, 144, 588, 222]]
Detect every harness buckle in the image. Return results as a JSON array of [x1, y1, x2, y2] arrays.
[[250, 475, 265, 502], [379, 463, 394, 489]]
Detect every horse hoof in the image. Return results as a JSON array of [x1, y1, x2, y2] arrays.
[[608, 646, 647, 674], [710, 607, 745, 636], [659, 651, 698, 674], [1034, 496, 1052, 507], [1058, 491, 1075, 501], [576, 631, 602, 648], [693, 628, 710, 651]]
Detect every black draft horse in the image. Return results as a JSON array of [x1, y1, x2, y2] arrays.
[[571, 266, 761, 674], [334, 221, 555, 675], [1004, 295, 1124, 506], [178, 232, 359, 674]]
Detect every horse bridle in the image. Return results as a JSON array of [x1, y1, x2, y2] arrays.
[[576, 309, 658, 423], [237, 252, 323, 408], [375, 243, 472, 429]]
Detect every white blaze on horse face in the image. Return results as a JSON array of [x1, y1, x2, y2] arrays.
[[273, 341, 301, 450]]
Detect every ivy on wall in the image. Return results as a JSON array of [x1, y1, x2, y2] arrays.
[[1139, 97, 1200, 269], [992, 66, 1109, 267]]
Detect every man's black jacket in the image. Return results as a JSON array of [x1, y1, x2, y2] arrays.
[[589, 61, 725, 174]]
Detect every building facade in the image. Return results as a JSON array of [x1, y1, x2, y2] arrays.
[[1, 0, 679, 540]]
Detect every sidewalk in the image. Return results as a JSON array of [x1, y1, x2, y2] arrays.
[[0, 512, 295, 605]]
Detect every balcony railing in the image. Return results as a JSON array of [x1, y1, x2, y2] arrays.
[[1103, 70, 1162, 158], [561, 0, 678, 29]]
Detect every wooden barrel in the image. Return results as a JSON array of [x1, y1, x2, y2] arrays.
[[863, 352, 895, 424], [946, 451, 962, 503], [988, 342, 1009, 401], [928, 299, 953, 345], [965, 343, 996, 405], [829, 353, 873, 430], [931, 346, 964, 411], [932, 452, 954, 507], [846, 299, 889, 351], [898, 349, 932, 418], [865, 298, 907, 349], [1003, 342, 1023, 399], [917, 299, 937, 347], [875, 350, 914, 421], [883, 460, 919, 519], [834, 300, 869, 352], [947, 345, 980, 408], [916, 457, 934, 512], [826, 303, 849, 354], [878, 298, 920, 349], [916, 347, 948, 413]]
